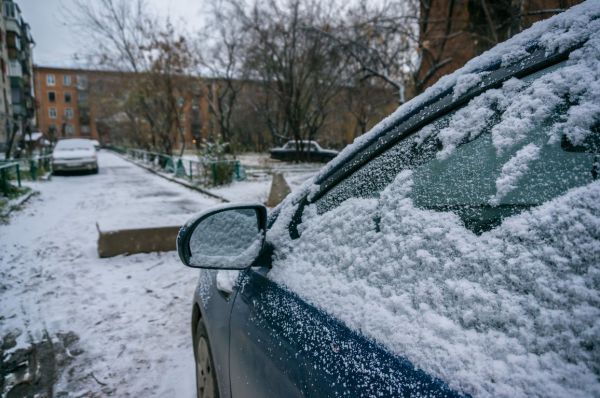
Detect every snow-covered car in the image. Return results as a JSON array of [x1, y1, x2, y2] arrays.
[[52, 138, 98, 174], [270, 140, 339, 162], [91, 139, 101, 150], [177, 3, 600, 397]]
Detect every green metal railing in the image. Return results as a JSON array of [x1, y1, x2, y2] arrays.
[[0, 154, 53, 181], [0, 162, 21, 196], [123, 148, 245, 186]]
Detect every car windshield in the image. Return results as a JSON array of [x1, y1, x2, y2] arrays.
[[55, 140, 93, 151]]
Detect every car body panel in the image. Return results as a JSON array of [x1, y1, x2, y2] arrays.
[[228, 267, 464, 398], [193, 269, 235, 398]]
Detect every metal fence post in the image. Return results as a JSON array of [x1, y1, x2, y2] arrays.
[[29, 159, 37, 181], [16, 164, 21, 187]]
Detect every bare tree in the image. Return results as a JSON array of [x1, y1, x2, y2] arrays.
[[69, 0, 196, 155], [231, 0, 350, 157], [197, 4, 247, 150], [309, 0, 419, 104]]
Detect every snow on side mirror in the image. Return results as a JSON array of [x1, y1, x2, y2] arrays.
[[177, 204, 267, 269]]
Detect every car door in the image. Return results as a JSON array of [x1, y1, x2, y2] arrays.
[[228, 263, 461, 398]]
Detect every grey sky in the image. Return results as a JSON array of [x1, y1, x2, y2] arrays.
[[17, 0, 205, 67]]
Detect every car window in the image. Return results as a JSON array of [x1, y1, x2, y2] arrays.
[[314, 61, 597, 234]]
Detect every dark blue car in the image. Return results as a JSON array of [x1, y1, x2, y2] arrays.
[[177, 4, 600, 397]]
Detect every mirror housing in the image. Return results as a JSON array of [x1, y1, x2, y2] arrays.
[[177, 203, 268, 269]]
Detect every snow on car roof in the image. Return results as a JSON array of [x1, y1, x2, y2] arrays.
[[55, 139, 95, 149], [315, 1, 600, 186]]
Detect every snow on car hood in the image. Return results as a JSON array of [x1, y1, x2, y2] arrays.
[[53, 149, 95, 160]]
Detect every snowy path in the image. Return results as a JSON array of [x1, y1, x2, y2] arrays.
[[0, 151, 219, 396]]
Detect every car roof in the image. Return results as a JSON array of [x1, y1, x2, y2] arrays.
[[312, 2, 599, 199], [55, 138, 94, 147], [286, 140, 318, 144]]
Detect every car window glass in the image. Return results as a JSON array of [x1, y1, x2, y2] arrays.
[[315, 61, 597, 233]]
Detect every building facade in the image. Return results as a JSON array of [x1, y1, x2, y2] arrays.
[[0, 0, 35, 156], [34, 66, 99, 142]]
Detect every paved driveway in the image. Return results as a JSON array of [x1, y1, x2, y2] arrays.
[[0, 151, 218, 396]]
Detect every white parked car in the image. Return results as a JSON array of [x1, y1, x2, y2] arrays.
[[52, 138, 98, 174]]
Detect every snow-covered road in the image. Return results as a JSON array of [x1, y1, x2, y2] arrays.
[[1, 151, 220, 396]]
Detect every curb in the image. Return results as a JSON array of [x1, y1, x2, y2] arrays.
[[1, 190, 37, 218], [113, 152, 230, 203]]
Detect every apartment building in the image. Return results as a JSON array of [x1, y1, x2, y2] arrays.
[[0, 0, 35, 156], [34, 66, 98, 142], [34, 67, 213, 147]]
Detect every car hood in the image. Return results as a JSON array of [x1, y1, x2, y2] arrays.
[[53, 149, 95, 159]]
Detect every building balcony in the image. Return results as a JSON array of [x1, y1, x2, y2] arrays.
[[8, 60, 22, 77], [4, 19, 20, 35]]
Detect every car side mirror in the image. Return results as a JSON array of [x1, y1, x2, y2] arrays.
[[177, 204, 268, 269]]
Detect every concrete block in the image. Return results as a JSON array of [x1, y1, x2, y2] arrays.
[[266, 172, 291, 207], [97, 223, 180, 258]]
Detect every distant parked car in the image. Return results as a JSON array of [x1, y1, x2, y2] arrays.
[[270, 140, 338, 162], [177, 3, 600, 398], [52, 139, 98, 174]]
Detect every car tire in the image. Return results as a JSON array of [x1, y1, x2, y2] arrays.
[[91, 167, 99, 174], [195, 321, 219, 398]]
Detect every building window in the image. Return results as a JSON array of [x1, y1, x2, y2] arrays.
[[65, 124, 74, 136], [76, 75, 88, 89], [64, 108, 73, 119], [63, 75, 71, 86], [47, 74, 55, 86], [49, 107, 57, 118], [81, 125, 91, 135], [64, 92, 71, 103], [48, 91, 55, 102]]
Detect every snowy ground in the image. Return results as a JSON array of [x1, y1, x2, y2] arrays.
[[0, 151, 221, 396], [178, 152, 321, 204], [217, 153, 321, 203]]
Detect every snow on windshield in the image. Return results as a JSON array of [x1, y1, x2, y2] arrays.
[[265, 2, 600, 397]]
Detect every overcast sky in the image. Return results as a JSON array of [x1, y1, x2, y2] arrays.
[[18, 0, 205, 67]]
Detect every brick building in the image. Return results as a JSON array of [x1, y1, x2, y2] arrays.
[[33, 66, 215, 148], [33, 66, 395, 152], [34, 66, 98, 142], [417, 0, 583, 92]]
